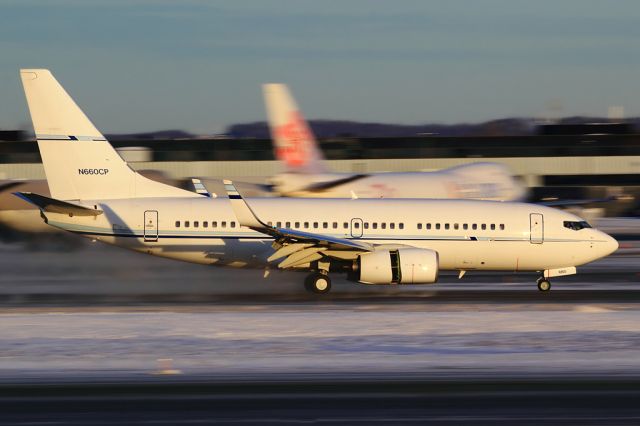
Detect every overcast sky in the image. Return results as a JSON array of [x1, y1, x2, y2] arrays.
[[2, 0, 640, 134]]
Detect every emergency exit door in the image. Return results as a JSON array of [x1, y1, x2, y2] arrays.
[[144, 210, 158, 242], [530, 213, 543, 244]]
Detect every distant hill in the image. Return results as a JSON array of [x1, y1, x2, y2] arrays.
[[227, 118, 535, 138], [105, 129, 195, 141], [227, 117, 640, 138], [7, 116, 640, 143]]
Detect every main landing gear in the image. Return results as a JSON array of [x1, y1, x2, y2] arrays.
[[304, 271, 332, 294], [537, 277, 551, 292]]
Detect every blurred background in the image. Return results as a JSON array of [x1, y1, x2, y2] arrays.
[[3, 1, 640, 423]]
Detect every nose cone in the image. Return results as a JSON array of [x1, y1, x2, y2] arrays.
[[599, 232, 619, 258]]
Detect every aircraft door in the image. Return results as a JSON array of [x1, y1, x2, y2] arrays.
[[530, 213, 543, 244], [350, 218, 364, 238], [144, 210, 159, 242]]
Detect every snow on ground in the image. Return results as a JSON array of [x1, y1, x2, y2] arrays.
[[1, 305, 639, 378]]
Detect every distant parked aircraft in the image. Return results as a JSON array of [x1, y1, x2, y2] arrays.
[[263, 83, 527, 200]]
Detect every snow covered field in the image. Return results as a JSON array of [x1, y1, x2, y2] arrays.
[[1, 304, 639, 379]]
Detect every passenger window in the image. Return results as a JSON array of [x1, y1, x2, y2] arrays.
[[490, 224, 495, 230], [194, 221, 199, 228], [175, 221, 180, 228], [221, 221, 227, 228], [373, 223, 378, 229], [463, 224, 468, 230], [203, 221, 208, 228], [276, 222, 282, 228], [435, 223, 440, 230], [500, 224, 505, 230], [212, 221, 217, 228], [472, 224, 477, 230], [231, 221, 236, 228], [323, 222, 328, 229], [481, 224, 486, 230], [304, 222, 309, 229], [427, 223, 432, 230], [364, 223, 369, 229], [390, 223, 395, 230], [343, 222, 349, 229], [295, 222, 300, 228], [444, 223, 450, 230], [185, 221, 190, 228], [267, 221, 273, 227], [313, 222, 318, 228], [286, 222, 291, 228], [333, 222, 338, 229], [417, 223, 422, 230], [399, 223, 404, 230], [454, 223, 459, 230], [354, 222, 360, 229], [381, 223, 387, 229]]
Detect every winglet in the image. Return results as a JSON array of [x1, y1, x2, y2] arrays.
[[223, 180, 268, 229], [191, 178, 215, 198]]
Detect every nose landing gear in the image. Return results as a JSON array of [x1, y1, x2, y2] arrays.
[[537, 277, 551, 292], [304, 271, 332, 294]]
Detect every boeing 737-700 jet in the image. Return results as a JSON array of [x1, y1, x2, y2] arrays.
[[16, 70, 617, 294], [263, 84, 526, 200]]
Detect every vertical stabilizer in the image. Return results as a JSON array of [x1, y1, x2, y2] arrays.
[[20, 69, 196, 201], [263, 84, 328, 174]]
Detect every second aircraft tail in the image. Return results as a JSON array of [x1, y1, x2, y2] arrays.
[[263, 84, 328, 174]]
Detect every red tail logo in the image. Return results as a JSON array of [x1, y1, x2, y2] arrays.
[[274, 112, 313, 167]]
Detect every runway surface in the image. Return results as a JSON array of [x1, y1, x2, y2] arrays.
[[0, 238, 639, 305], [1, 240, 640, 423], [2, 377, 640, 425]]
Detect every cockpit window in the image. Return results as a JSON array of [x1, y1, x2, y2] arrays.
[[563, 220, 592, 231]]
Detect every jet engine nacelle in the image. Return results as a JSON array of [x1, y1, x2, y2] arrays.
[[355, 248, 439, 285]]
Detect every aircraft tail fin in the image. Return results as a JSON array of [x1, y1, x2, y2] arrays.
[[262, 84, 328, 174], [20, 69, 196, 201]]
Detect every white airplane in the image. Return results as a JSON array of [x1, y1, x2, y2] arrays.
[[16, 69, 618, 294], [263, 83, 527, 200]]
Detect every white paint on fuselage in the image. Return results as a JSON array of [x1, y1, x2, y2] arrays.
[[273, 163, 527, 201], [42, 197, 617, 274]]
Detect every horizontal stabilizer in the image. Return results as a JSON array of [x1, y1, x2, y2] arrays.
[[14, 192, 103, 216]]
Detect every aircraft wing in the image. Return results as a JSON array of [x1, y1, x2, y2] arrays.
[[13, 192, 103, 217], [538, 196, 618, 207], [0, 181, 26, 193], [299, 174, 370, 193], [223, 180, 373, 268]]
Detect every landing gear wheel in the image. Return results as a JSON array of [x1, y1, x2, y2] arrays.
[[537, 278, 551, 292], [304, 272, 332, 294]]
